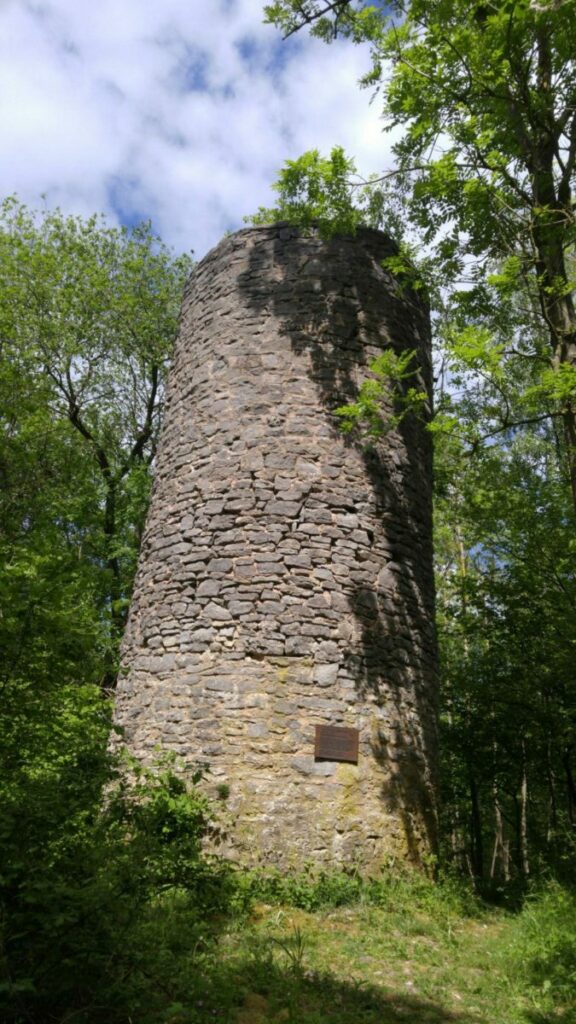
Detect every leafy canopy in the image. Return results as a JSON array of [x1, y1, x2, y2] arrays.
[[264, 0, 576, 510], [0, 199, 193, 684], [249, 145, 389, 235]]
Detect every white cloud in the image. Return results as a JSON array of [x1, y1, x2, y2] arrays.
[[0, 0, 392, 257]]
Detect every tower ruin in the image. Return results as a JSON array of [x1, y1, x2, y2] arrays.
[[114, 224, 438, 871]]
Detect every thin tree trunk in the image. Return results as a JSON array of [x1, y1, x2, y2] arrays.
[[456, 533, 484, 881], [469, 770, 484, 882], [490, 774, 508, 883], [530, 26, 576, 515], [545, 733, 558, 846], [563, 745, 576, 826], [519, 739, 530, 879]]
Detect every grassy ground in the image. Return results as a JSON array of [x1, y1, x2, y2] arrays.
[[157, 876, 576, 1024], [219, 902, 515, 1024]]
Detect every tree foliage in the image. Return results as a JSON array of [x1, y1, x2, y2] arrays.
[[0, 199, 193, 686], [0, 686, 231, 1023], [262, 0, 576, 884], [249, 145, 390, 235], [0, 204, 233, 1023], [435, 420, 576, 882], [265, 0, 576, 510]]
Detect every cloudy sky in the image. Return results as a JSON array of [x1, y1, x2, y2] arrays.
[[0, 0, 389, 260], [0, 0, 390, 260]]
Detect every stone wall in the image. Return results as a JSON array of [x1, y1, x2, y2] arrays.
[[114, 224, 439, 871]]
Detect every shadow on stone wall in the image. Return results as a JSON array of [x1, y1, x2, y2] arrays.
[[236, 225, 439, 862]]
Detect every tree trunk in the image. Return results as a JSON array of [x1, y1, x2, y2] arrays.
[[519, 739, 530, 879], [469, 770, 484, 882], [563, 745, 576, 826], [530, 26, 576, 515], [545, 733, 558, 848], [490, 770, 509, 884]]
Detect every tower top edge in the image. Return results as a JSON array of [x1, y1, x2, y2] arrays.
[[193, 222, 399, 272]]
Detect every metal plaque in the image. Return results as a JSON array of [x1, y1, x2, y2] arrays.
[[314, 725, 359, 764]]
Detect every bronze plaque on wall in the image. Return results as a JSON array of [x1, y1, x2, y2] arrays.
[[314, 725, 359, 764]]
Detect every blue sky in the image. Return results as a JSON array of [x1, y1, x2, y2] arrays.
[[0, 0, 391, 259]]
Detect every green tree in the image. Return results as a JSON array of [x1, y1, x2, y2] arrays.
[[435, 418, 576, 883], [0, 199, 192, 685], [250, 145, 384, 235], [264, 0, 576, 513], [0, 204, 239, 1023]]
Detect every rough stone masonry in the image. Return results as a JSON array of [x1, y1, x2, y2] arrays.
[[114, 224, 439, 871]]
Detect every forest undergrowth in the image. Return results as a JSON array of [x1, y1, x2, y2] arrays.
[[1, 700, 574, 1024], [216, 873, 576, 1024]]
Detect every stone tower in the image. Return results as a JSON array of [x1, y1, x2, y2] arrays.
[[115, 224, 438, 871]]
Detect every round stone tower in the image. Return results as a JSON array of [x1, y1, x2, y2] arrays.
[[115, 224, 438, 871]]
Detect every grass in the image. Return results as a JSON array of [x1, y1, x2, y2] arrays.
[[16, 866, 570, 1023], [152, 872, 576, 1024], [220, 903, 506, 1023]]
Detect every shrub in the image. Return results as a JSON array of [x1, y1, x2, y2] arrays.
[[503, 882, 576, 1014], [0, 680, 234, 1023], [239, 860, 478, 917]]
